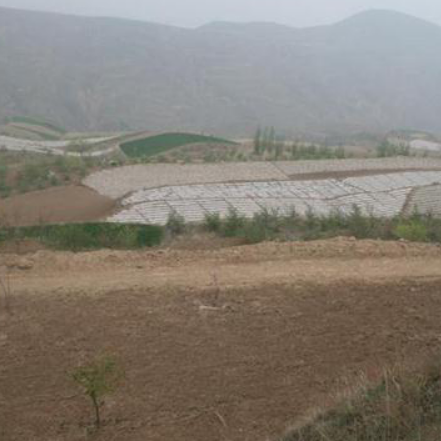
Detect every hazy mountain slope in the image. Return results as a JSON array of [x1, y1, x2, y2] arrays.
[[0, 7, 440, 136]]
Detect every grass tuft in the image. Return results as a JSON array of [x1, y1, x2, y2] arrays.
[[281, 360, 441, 441]]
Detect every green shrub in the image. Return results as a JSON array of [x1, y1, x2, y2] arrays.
[[204, 212, 222, 232], [166, 211, 186, 235], [304, 208, 319, 229], [376, 141, 410, 158], [0, 223, 164, 251], [281, 360, 441, 441], [252, 208, 282, 232], [239, 221, 271, 244], [347, 205, 373, 238], [319, 208, 347, 231], [394, 221, 429, 242], [72, 355, 123, 428], [222, 208, 246, 237]]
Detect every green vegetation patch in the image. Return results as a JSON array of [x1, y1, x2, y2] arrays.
[[0, 223, 164, 251], [13, 125, 61, 141], [281, 360, 441, 441], [253, 126, 348, 160], [201, 207, 441, 245], [120, 132, 236, 158], [0, 152, 100, 197], [4, 116, 67, 134]]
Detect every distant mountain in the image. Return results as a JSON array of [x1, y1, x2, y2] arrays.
[[0, 7, 441, 136]]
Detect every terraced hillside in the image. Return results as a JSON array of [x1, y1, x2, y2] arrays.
[[83, 158, 441, 225], [85, 158, 440, 198], [0, 134, 118, 156], [119, 132, 236, 158], [405, 184, 441, 216], [108, 171, 441, 225]]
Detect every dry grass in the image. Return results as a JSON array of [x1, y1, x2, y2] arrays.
[[282, 359, 441, 441]]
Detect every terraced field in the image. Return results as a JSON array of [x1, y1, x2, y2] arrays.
[[107, 171, 441, 224], [0, 131, 235, 159], [119, 132, 235, 158], [85, 157, 441, 198], [0, 135, 117, 156], [405, 184, 441, 216], [83, 158, 441, 225]]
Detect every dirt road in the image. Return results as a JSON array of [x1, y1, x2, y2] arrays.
[[4, 238, 441, 295], [2, 238, 441, 441]]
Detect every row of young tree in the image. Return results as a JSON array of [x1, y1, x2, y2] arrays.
[[376, 141, 411, 157], [253, 127, 418, 160], [253, 126, 346, 160]]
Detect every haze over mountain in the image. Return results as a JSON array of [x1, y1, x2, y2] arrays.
[[1, 6, 441, 136]]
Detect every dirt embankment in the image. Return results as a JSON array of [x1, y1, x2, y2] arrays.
[[1, 238, 441, 441], [0, 185, 115, 226]]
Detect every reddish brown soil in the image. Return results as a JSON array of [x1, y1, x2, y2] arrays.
[[0, 185, 115, 226], [1, 239, 441, 441], [288, 167, 441, 181]]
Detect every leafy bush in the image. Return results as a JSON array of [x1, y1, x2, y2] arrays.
[[346, 205, 374, 238], [6, 154, 96, 195], [166, 211, 186, 235], [376, 140, 410, 157], [222, 208, 246, 237], [239, 221, 271, 244], [281, 360, 441, 441], [203, 212, 222, 232], [319, 208, 347, 231], [253, 208, 282, 232], [208, 208, 441, 245], [394, 221, 429, 242], [0, 223, 164, 251], [72, 355, 123, 428]]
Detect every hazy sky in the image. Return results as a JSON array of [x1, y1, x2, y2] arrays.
[[0, 0, 440, 28]]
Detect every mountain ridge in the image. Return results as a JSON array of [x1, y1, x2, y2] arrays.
[[0, 6, 440, 136]]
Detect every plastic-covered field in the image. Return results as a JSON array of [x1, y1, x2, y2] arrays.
[[107, 171, 441, 225], [405, 185, 441, 217], [85, 162, 288, 198], [0, 135, 117, 156], [85, 157, 441, 199]]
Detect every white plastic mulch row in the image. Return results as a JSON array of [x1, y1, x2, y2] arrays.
[[0, 135, 117, 156], [85, 162, 288, 199], [107, 171, 441, 225], [85, 157, 441, 199], [405, 185, 441, 217], [274, 157, 441, 176]]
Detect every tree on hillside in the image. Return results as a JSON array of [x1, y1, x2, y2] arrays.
[[275, 135, 285, 159], [253, 126, 262, 155], [261, 127, 269, 154], [268, 126, 276, 152]]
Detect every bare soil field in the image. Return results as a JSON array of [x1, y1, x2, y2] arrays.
[[2, 238, 441, 441], [0, 185, 115, 226], [286, 167, 441, 181], [84, 158, 441, 199]]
